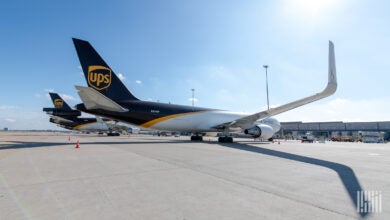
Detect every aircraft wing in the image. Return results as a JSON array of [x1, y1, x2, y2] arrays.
[[229, 41, 337, 129], [75, 86, 128, 112], [49, 115, 75, 124]]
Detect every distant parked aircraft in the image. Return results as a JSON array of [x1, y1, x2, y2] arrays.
[[43, 92, 123, 136]]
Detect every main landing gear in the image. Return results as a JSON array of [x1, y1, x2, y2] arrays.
[[190, 130, 233, 143], [218, 136, 233, 143], [190, 135, 203, 141], [217, 127, 234, 143], [107, 132, 120, 136]]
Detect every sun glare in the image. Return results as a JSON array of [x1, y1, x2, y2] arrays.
[[282, 0, 341, 24], [296, 0, 336, 15]]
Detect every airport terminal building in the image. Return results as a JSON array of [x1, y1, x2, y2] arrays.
[[276, 121, 390, 142]]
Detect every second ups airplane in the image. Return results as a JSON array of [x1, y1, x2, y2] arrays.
[[43, 92, 125, 135], [72, 38, 337, 142]]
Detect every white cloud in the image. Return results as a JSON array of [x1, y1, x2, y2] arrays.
[[276, 98, 390, 122], [42, 91, 76, 102], [188, 97, 199, 103], [77, 66, 84, 75], [5, 118, 16, 123], [0, 109, 60, 130], [0, 105, 17, 110], [118, 73, 126, 81], [44, 89, 54, 93], [60, 94, 77, 101], [135, 80, 142, 84]]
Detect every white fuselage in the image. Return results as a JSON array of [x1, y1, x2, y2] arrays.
[[148, 110, 281, 134]]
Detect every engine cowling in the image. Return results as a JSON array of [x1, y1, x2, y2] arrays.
[[244, 124, 274, 139]]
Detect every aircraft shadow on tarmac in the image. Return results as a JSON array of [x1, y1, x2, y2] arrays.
[[0, 141, 74, 150], [217, 141, 369, 218], [0, 139, 196, 150], [1, 139, 368, 217]]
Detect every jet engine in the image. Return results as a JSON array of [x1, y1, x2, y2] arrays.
[[244, 124, 274, 139]]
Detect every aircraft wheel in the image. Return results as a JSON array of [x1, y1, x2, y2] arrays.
[[191, 136, 203, 141], [107, 133, 120, 136], [218, 136, 234, 143]]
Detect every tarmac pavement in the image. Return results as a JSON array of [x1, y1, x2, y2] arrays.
[[0, 131, 389, 219]]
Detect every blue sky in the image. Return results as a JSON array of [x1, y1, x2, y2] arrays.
[[0, 0, 389, 130]]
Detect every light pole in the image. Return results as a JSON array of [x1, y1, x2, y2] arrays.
[[191, 88, 195, 107], [263, 65, 269, 110]]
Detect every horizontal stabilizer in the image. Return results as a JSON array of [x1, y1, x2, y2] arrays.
[[49, 115, 75, 124], [75, 86, 128, 112]]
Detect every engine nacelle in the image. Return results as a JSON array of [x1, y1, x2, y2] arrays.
[[244, 124, 274, 139]]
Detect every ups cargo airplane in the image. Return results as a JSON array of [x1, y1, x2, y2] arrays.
[[72, 38, 337, 143], [43, 92, 123, 135]]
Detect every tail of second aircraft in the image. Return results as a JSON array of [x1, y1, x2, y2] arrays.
[[72, 38, 139, 101], [43, 93, 81, 118], [49, 93, 72, 110]]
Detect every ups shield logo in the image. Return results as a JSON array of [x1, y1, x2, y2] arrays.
[[88, 65, 112, 90], [54, 99, 63, 108]]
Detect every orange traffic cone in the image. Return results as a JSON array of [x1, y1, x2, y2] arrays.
[[75, 140, 80, 148]]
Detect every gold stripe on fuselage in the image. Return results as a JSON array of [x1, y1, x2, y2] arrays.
[[140, 111, 209, 128], [73, 122, 98, 130]]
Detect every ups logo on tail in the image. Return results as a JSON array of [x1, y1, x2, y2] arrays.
[[54, 99, 63, 108], [88, 65, 112, 90]]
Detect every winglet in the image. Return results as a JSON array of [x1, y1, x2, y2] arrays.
[[326, 41, 337, 94]]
